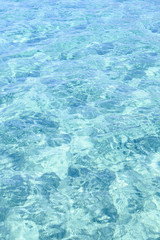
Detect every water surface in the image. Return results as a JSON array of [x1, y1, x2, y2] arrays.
[[1, 0, 160, 239]]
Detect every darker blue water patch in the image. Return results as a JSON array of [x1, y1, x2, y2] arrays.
[[133, 135, 160, 153], [122, 135, 160, 156], [67, 95, 88, 108], [15, 69, 40, 78], [39, 225, 66, 240], [97, 226, 115, 240], [33, 113, 60, 129], [0, 207, 8, 222], [127, 198, 144, 213], [66, 166, 116, 197], [149, 22, 160, 34], [4, 119, 25, 130], [68, 167, 80, 178], [36, 119, 59, 129], [147, 238, 160, 240], [70, 167, 116, 191], [0, 92, 15, 105], [37, 172, 61, 197], [66, 166, 118, 228], [102, 206, 118, 222], [95, 169, 116, 186], [26, 36, 47, 45], [96, 42, 114, 55], [9, 152, 25, 170], [87, 42, 114, 56], [38, 172, 61, 188], [124, 68, 146, 82], [0, 175, 30, 208], [93, 204, 118, 223], [47, 134, 71, 147]]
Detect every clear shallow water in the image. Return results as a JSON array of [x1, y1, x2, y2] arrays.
[[1, 0, 160, 239]]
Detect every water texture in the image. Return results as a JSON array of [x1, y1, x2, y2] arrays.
[[0, 0, 160, 239]]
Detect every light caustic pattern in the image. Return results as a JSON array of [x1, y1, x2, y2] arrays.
[[0, 0, 160, 239]]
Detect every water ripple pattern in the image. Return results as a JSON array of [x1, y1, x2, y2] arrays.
[[0, 0, 160, 239]]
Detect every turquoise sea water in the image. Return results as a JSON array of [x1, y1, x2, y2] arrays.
[[1, 0, 160, 239]]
